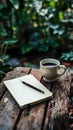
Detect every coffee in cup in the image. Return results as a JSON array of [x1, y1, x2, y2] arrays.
[[40, 58, 66, 82]]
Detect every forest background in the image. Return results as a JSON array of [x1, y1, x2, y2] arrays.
[[0, 0, 73, 80]]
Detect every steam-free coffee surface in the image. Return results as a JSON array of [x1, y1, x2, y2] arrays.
[[42, 63, 57, 66]]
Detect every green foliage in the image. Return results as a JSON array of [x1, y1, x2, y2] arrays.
[[61, 51, 73, 62], [0, 0, 73, 80], [0, 54, 9, 62], [0, 0, 73, 56], [0, 58, 5, 81], [3, 38, 18, 45]]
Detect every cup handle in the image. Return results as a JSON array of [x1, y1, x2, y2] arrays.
[[57, 65, 67, 76]]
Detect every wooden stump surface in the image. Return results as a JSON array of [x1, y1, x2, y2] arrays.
[[0, 67, 72, 130]]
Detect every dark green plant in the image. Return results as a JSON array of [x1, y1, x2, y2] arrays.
[[0, 0, 73, 56], [61, 51, 73, 62], [0, 59, 5, 81], [0, 0, 73, 80]]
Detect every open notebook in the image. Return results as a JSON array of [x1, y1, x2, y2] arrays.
[[3, 74, 53, 109]]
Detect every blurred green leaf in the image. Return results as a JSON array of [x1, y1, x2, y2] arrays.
[[49, 0, 55, 8], [0, 29, 8, 37], [9, 0, 19, 9], [61, 52, 73, 61], [3, 38, 18, 45], [0, 3, 5, 9], [21, 44, 35, 54], [58, 11, 63, 21], [0, 54, 10, 62], [0, 59, 3, 63], [38, 44, 49, 52]]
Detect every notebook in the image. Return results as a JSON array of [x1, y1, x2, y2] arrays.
[[3, 74, 53, 109]]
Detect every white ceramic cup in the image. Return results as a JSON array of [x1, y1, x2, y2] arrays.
[[40, 58, 66, 82]]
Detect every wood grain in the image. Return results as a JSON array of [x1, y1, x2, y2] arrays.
[[44, 71, 71, 130], [0, 67, 30, 130], [0, 67, 72, 130]]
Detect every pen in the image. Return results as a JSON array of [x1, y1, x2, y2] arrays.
[[21, 81, 44, 94]]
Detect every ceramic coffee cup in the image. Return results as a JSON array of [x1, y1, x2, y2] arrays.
[[40, 58, 66, 82]]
